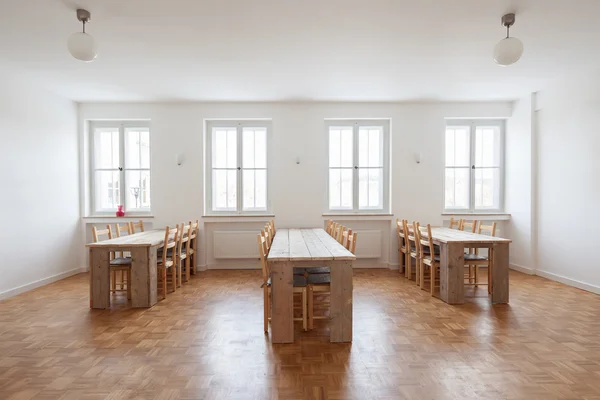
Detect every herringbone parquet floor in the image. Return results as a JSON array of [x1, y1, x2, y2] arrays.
[[2, 269, 600, 400]]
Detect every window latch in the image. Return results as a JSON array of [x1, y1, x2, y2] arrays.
[[118, 167, 123, 171], [471, 165, 475, 169], [354, 166, 358, 169], [237, 167, 241, 171]]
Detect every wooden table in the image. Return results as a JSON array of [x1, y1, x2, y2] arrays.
[[267, 228, 356, 344], [427, 228, 511, 305], [87, 229, 168, 309]]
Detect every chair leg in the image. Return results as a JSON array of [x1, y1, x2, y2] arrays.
[[415, 258, 420, 285], [171, 266, 177, 293], [302, 288, 307, 332], [308, 286, 314, 330], [177, 259, 183, 288], [162, 268, 167, 300], [430, 264, 436, 296], [474, 265, 479, 287], [263, 286, 269, 333], [127, 270, 132, 300], [419, 261, 425, 289], [111, 271, 116, 291], [405, 253, 411, 279], [185, 256, 191, 281]]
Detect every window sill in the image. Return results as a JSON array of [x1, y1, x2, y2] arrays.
[[82, 215, 154, 224], [203, 214, 275, 223], [322, 213, 394, 221], [441, 213, 511, 221]]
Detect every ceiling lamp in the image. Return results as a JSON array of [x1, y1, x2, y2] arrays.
[[67, 9, 97, 62], [493, 13, 523, 66]]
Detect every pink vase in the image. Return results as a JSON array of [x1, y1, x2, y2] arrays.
[[116, 205, 125, 217]]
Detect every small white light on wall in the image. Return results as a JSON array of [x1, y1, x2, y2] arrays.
[[296, 156, 300, 165], [176, 153, 184, 166], [415, 152, 422, 164]]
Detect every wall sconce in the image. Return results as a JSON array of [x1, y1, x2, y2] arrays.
[[415, 152, 422, 164], [176, 153, 184, 166]]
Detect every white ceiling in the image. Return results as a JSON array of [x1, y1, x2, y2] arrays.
[[1, 0, 599, 102]]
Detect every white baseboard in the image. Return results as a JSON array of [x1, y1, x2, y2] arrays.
[[0, 267, 87, 301], [536, 269, 600, 295], [510, 263, 535, 275], [388, 263, 401, 270]]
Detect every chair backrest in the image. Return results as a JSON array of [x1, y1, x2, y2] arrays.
[[449, 217, 460, 229], [336, 225, 346, 244], [459, 219, 478, 233], [403, 220, 416, 253], [330, 222, 339, 238], [178, 222, 191, 257], [345, 231, 357, 254], [396, 219, 406, 251], [478, 222, 497, 237], [92, 225, 112, 242], [263, 224, 272, 250], [162, 225, 179, 265], [342, 228, 352, 248], [412, 221, 421, 256], [129, 220, 145, 233], [114, 223, 131, 237], [417, 223, 436, 262], [326, 219, 333, 235], [270, 219, 276, 234], [257, 230, 269, 284]]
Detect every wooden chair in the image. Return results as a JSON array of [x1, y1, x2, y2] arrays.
[[465, 222, 497, 292], [176, 223, 191, 286], [91, 226, 132, 300], [417, 224, 440, 296], [112, 223, 133, 290], [449, 217, 460, 229], [157, 226, 178, 300], [188, 220, 199, 276], [341, 228, 352, 248], [345, 231, 357, 254], [129, 220, 145, 233], [258, 230, 307, 333], [325, 219, 333, 235], [396, 218, 407, 274]]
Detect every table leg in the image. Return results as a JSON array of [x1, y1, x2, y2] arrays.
[[492, 243, 509, 304], [90, 248, 110, 309], [439, 242, 465, 305], [270, 261, 293, 343], [330, 260, 353, 343], [130, 246, 157, 308]]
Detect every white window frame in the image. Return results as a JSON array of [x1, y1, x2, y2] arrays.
[[89, 121, 151, 216], [325, 119, 391, 214], [444, 119, 505, 213], [204, 120, 271, 216]]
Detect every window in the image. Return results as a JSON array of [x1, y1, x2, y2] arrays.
[[205, 121, 270, 215], [444, 120, 504, 212], [90, 122, 151, 214], [326, 120, 390, 213]]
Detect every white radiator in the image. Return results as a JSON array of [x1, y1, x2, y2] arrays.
[[352, 230, 382, 258], [213, 231, 259, 259]]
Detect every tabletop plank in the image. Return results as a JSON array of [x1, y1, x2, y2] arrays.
[[268, 229, 290, 261], [86, 230, 167, 248], [312, 229, 356, 261], [300, 229, 333, 261], [288, 229, 311, 260], [426, 227, 512, 244]]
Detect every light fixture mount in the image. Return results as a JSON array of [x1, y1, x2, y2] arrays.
[[68, 8, 97, 62], [501, 13, 516, 29], [76, 9, 91, 23]]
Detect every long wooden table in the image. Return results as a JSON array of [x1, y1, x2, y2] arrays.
[[267, 228, 356, 344], [87, 230, 169, 309], [426, 227, 511, 305]]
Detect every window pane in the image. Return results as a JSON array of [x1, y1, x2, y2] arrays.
[[444, 167, 470, 209], [474, 167, 500, 209], [329, 127, 353, 168], [95, 170, 120, 210], [329, 168, 353, 209], [359, 168, 383, 209], [94, 129, 119, 169], [212, 169, 237, 211], [448, 127, 470, 167], [243, 169, 267, 210], [359, 128, 382, 167], [125, 170, 151, 210], [243, 128, 266, 169], [243, 129, 255, 169], [125, 129, 150, 169], [475, 126, 501, 167], [213, 128, 237, 169]]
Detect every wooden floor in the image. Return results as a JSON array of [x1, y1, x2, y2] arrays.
[[2, 269, 600, 400]]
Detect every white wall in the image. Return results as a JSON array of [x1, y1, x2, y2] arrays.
[[505, 95, 535, 272], [79, 101, 512, 269], [535, 72, 600, 292], [0, 77, 83, 299]]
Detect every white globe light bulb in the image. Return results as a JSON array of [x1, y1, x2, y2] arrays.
[[68, 32, 97, 62], [493, 37, 523, 66]]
